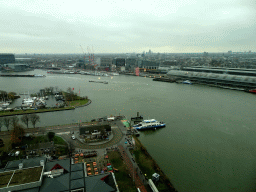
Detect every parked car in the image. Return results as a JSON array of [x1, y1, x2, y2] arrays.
[[15, 151, 20, 156], [71, 135, 75, 140]]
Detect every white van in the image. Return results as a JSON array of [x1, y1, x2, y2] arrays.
[[71, 135, 75, 140], [107, 117, 115, 121], [15, 151, 20, 156]]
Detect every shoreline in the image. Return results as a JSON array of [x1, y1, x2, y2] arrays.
[[0, 99, 92, 117], [132, 136, 177, 191]]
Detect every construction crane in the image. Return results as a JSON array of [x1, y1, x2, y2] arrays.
[[91, 46, 96, 69], [80, 45, 86, 63], [87, 46, 91, 65]]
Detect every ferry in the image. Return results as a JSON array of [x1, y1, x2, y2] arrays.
[[133, 119, 165, 130]]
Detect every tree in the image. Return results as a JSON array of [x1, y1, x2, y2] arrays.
[[0, 90, 7, 99], [29, 114, 40, 128], [10, 124, 25, 144], [68, 140, 75, 157], [3, 117, 10, 131], [49, 87, 54, 94], [47, 132, 55, 141], [21, 114, 30, 128], [0, 118, 2, 132], [65, 87, 77, 101], [8, 92, 16, 100], [10, 116, 19, 128]]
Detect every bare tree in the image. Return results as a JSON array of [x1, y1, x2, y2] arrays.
[[3, 117, 11, 131], [49, 87, 54, 94], [40, 127, 46, 135], [10, 116, 19, 128], [0, 117, 3, 132], [68, 140, 75, 157], [10, 124, 25, 144], [21, 114, 30, 128], [29, 114, 40, 128]]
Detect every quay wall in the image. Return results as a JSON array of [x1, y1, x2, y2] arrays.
[[133, 136, 177, 192]]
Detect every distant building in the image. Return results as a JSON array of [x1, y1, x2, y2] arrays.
[[115, 58, 125, 67], [126, 58, 136, 67], [100, 57, 112, 67], [167, 68, 256, 89], [3, 63, 30, 72], [0, 53, 15, 64], [141, 60, 160, 70]]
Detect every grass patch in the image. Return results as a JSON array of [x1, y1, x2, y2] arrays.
[[9, 166, 42, 186], [0, 171, 14, 188], [108, 151, 137, 192], [68, 99, 89, 106], [53, 136, 67, 145]]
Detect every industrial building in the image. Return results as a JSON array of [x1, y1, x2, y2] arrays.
[[100, 57, 112, 67], [167, 69, 256, 89], [3, 63, 31, 72]]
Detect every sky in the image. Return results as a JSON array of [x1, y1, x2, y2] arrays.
[[0, 0, 256, 54]]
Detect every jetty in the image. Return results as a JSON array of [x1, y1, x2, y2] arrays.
[[89, 80, 108, 84], [153, 77, 176, 83], [0, 74, 45, 77]]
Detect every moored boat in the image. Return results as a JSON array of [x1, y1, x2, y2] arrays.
[[249, 89, 256, 93], [133, 119, 165, 130], [182, 80, 192, 84]]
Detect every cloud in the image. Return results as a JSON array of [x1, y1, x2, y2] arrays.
[[0, 0, 255, 53]]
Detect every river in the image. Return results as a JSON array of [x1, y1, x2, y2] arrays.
[[1, 69, 256, 192]]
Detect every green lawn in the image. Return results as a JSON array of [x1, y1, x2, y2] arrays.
[[68, 99, 89, 106], [108, 151, 137, 192], [19, 135, 66, 146], [53, 136, 67, 145]]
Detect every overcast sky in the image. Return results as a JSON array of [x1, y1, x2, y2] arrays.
[[1, 0, 255, 54]]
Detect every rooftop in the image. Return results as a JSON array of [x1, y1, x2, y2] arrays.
[[0, 166, 43, 189]]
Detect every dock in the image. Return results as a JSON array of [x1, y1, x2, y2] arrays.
[[89, 80, 108, 84], [0, 74, 35, 77], [153, 77, 176, 83]]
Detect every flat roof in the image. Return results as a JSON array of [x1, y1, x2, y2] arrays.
[[0, 171, 14, 188], [0, 166, 43, 189]]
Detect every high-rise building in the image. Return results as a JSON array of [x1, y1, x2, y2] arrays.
[[0, 53, 15, 64]]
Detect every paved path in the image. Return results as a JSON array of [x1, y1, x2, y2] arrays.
[[118, 145, 147, 192], [61, 127, 123, 149]]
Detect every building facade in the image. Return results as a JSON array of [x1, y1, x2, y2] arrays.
[[0, 54, 15, 64], [100, 57, 113, 67]]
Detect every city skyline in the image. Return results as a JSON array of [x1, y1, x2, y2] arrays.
[[1, 0, 256, 54]]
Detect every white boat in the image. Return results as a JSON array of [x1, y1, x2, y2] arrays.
[[80, 71, 91, 75], [102, 73, 109, 77], [182, 80, 192, 84], [34, 74, 46, 77], [110, 72, 119, 76], [133, 119, 165, 130]]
